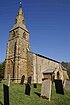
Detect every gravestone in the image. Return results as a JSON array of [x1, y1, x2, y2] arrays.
[[25, 84, 31, 95], [64, 80, 70, 90], [20, 75, 25, 85], [3, 84, 10, 105], [54, 80, 64, 95], [34, 83, 37, 88], [41, 79, 51, 101]]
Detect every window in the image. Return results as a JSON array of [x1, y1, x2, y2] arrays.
[[23, 32, 26, 39], [22, 20, 26, 25]]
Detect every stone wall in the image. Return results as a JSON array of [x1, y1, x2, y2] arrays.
[[31, 53, 68, 83]]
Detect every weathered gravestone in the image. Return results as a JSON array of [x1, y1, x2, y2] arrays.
[[25, 76, 32, 95], [34, 83, 37, 88], [3, 84, 10, 105], [20, 75, 25, 85], [25, 84, 31, 95], [64, 80, 70, 90], [41, 79, 51, 101], [54, 80, 64, 95]]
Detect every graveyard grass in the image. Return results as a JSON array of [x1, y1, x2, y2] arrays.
[[0, 81, 70, 105]]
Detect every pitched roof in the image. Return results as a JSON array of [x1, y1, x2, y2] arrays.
[[30, 51, 60, 63]]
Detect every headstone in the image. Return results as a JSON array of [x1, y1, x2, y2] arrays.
[[54, 80, 64, 95], [20, 75, 25, 85], [25, 84, 31, 95], [34, 84, 37, 88], [3, 84, 10, 105], [64, 80, 70, 90], [7, 74, 10, 87], [41, 79, 51, 101]]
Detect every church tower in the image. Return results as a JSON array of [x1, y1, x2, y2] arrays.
[[4, 4, 30, 83]]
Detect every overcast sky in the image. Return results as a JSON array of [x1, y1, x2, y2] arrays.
[[0, 0, 70, 63]]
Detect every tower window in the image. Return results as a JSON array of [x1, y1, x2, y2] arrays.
[[23, 32, 26, 39], [12, 31, 16, 37], [22, 20, 25, 25]]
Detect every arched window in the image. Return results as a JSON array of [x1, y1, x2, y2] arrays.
[[23, 32, 26, 39], [22, 20, 25, 25]]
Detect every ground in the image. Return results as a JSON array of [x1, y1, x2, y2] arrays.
[[0, 80, 70, 105]]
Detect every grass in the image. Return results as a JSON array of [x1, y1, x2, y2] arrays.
[[0, 81, 70, 105]]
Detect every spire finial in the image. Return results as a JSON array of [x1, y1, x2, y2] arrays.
[[20, 0, 22, 7]]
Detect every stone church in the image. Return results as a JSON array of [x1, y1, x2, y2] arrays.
[[4, 5, 68, 83]]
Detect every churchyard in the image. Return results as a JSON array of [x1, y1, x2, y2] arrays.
[[0, 80, 70, 105]]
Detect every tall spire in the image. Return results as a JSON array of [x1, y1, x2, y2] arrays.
[[12, 1, 29, 32], [13, 1, 29, 31]]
